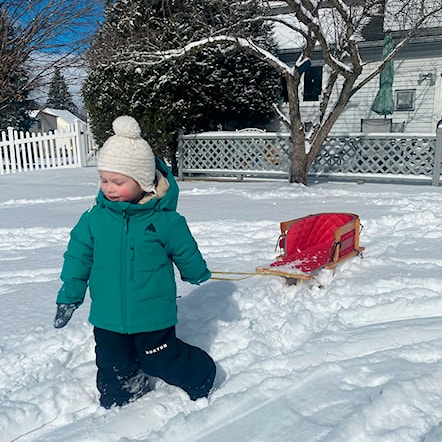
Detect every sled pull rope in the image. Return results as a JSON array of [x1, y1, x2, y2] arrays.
[[211, 270, 316, 285], [210, 271, 260, 281]]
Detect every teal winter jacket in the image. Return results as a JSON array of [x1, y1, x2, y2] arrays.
[[56, 158, 211, 333]]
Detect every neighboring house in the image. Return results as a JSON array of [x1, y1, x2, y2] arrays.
[[29, 108, 83, 134], [26, 108, 85, 158], [269, 2, 442, 134]]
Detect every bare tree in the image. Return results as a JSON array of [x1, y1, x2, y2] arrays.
[[0, 0, 103, 116], [96, 0, 442, 184]]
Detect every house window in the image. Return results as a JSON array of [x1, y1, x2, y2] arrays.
[[281, 78, 289, 102], [395, 89, 415, 111], [303, 66, 323, 101]]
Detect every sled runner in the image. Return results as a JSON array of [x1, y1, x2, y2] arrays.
[[256, 212, 364, 282]]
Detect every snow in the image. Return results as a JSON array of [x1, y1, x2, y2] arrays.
[[156, 36, 293, 76], [2, 167, 442, 442]]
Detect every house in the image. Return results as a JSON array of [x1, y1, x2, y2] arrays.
[[269, 2, 442, 134], [329, 32, 441, 134], [29, 108, 83, 134]]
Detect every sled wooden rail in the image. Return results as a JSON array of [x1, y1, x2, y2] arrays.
[[330, 215, 363, 267]]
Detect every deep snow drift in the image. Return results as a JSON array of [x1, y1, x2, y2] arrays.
[[1, 167, 442, 442]]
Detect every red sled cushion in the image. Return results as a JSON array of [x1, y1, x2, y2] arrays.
[[270, 213, 355, 274], [270, 243, 332, 273]]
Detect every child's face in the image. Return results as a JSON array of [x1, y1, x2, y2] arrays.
[[99, 171, 144, 202]]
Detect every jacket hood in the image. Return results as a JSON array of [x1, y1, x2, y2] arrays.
[[95, 158, 179, 214]]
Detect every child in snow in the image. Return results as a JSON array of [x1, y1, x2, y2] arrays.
[[54, 115, 216, 408]]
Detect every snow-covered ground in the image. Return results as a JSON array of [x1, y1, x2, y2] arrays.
[[1, 167, 442, 442]]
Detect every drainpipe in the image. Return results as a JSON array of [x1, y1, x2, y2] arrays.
[[433, 127, 442, 186]]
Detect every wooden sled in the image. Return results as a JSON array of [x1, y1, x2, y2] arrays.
[[256, 212, 364, 284]]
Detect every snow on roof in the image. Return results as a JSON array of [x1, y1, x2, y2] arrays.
[[270, 0, 442, 51], [28, 110, 40, 119], [271, 8, 366, 51], [43, 108, 80, 125], [385, 0, 442, 31], [271, 13, 306, 50]]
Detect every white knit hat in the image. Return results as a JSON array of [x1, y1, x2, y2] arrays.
[[97, 116, 156, 194]]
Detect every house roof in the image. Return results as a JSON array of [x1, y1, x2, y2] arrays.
[[277, 30, 442, 66], [269, 1, 442, 59], [42, 108, 82, 125]]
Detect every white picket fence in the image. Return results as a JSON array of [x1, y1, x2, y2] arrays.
[[0, 120, 97, 175]]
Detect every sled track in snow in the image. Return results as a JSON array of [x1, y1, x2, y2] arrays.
[[174, 318, 442, 442]]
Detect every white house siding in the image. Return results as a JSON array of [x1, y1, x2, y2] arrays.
[[269, 1, 442, 135], [268, 57, 442, 135], [328, 56, 442, 134]]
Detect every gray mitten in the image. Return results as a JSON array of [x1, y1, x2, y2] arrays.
[[54, 303, 78, 328]]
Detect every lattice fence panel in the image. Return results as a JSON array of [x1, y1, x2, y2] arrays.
[[180, 134, 291, 175], [311, 135, 436, 177], [179, 131, 440, 183]]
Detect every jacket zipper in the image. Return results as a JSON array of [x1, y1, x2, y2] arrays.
[[121, 211, 129, 332], [129, 241, 134, 280]]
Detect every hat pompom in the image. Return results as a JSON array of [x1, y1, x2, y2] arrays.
[[112, 115, 141, 139]]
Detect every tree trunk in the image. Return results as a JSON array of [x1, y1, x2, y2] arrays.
[[286, 75, 309, 184], [290, 128, 308, 184]]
